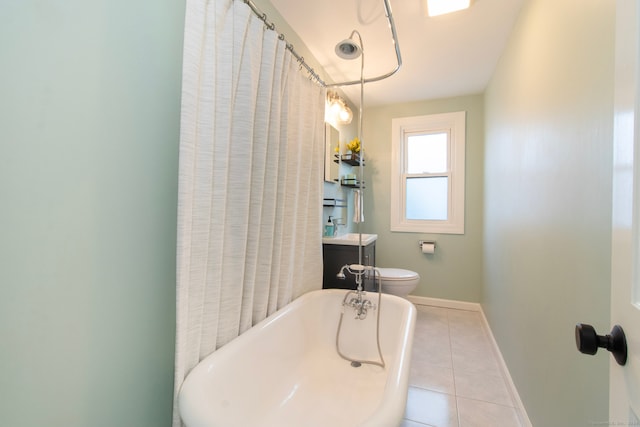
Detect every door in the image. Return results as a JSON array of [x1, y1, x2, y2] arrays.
[[610, 0, 640, 421]]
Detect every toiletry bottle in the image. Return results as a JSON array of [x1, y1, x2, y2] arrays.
[[324, 216, 334, 237]]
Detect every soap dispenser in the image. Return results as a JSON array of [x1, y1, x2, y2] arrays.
[[324, 216, 335, 237]]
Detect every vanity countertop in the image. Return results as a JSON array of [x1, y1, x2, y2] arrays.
[[322, 233, 377, 246]]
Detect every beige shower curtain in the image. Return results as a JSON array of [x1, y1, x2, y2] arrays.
[[172, 0, 325, 425]]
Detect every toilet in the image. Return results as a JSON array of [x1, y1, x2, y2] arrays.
[[373, 268, 420, 298]]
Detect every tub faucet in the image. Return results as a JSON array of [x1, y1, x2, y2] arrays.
[[344, 291, 375, 320], [338, 264, 378, 320]]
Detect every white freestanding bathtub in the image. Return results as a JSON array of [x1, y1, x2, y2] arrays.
[[178, 288, 417, 427]]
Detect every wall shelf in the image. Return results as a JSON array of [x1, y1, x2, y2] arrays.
[[334, 153, 364, 167], [323, 198, 347, 207], [340, 180, 365, 189]]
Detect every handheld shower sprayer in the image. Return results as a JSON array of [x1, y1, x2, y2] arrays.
[[335, 264, 378, 292], [336, 264, 367, 278]]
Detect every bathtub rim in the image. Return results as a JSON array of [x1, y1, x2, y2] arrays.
[[178, 288, 417, 427]]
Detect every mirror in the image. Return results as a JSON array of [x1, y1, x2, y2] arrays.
[[324, 123, 340, 183]]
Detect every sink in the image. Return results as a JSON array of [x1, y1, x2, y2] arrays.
[[322, 233, 378, 246]]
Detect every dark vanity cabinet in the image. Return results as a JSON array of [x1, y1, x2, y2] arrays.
[[322, 242, 376, 291]]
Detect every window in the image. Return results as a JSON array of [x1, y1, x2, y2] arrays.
[[390, 111, 465, 234]]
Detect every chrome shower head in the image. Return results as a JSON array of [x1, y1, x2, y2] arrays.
[[335, 37, 362, 60]]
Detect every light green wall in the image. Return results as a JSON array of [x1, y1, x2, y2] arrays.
[[483, 0, 614, 425], [0, 1, 185, 426], [363, 95, 484, 302]]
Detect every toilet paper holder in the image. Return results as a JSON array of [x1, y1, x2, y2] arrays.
[[418, 240, 436, 248]]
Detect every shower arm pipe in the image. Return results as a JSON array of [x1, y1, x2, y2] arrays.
[[356, 30, 364, 267], [327, 0, 402, 88]]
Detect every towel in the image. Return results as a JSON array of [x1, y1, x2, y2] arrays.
[[353, 190, 364, 223]]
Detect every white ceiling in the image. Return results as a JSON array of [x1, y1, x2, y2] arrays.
[[269, 0, 525, 107]]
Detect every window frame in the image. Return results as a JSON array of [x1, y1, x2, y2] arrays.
[[390, 111, 466, 234]]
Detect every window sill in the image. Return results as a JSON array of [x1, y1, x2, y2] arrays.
[[391, 221, 464, 235]]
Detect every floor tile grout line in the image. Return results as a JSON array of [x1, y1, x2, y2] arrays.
[[408, 384, 456, 398], [402, 414, 438, 427], [455, 394, 521, 410], [444, 307, 463, 427]]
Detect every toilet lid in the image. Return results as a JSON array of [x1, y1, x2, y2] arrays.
[[376, 268, 420, 281]]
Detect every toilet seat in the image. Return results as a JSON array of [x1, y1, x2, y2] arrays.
[[371, 267, 420, 298], [376, 268, 420, 282]]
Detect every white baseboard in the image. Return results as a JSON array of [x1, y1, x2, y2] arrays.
[[408, 295, 532, 427], [406, 294, 481, 312], [478, 308, 533, 427]]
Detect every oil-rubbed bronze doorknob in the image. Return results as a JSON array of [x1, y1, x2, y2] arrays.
[[575, 323, 627, 366]]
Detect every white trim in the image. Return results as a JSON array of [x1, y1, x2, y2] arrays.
[[479, 309, 533, 427], [407, 294, 480, 311], [390, 111, 466, 234], [409, 295, 532, 427]]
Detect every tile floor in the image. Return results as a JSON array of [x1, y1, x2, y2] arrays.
[[401, 304, 525, 427]]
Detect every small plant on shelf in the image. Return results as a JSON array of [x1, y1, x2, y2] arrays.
[[341, 137, 362, 163], [333, 137, 364, 166], [346, 137, 360, 154]]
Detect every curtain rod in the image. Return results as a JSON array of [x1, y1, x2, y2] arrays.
[[242, 0, 402, 89], [243, 0, 327, 87]]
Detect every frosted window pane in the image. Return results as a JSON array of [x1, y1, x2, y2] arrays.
[[406, 177, 448, 220], [407, 133, 448, 173]]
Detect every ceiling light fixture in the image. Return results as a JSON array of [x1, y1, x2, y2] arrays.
[[326, 91, 353, 125], [425, 0, 473, 17]]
